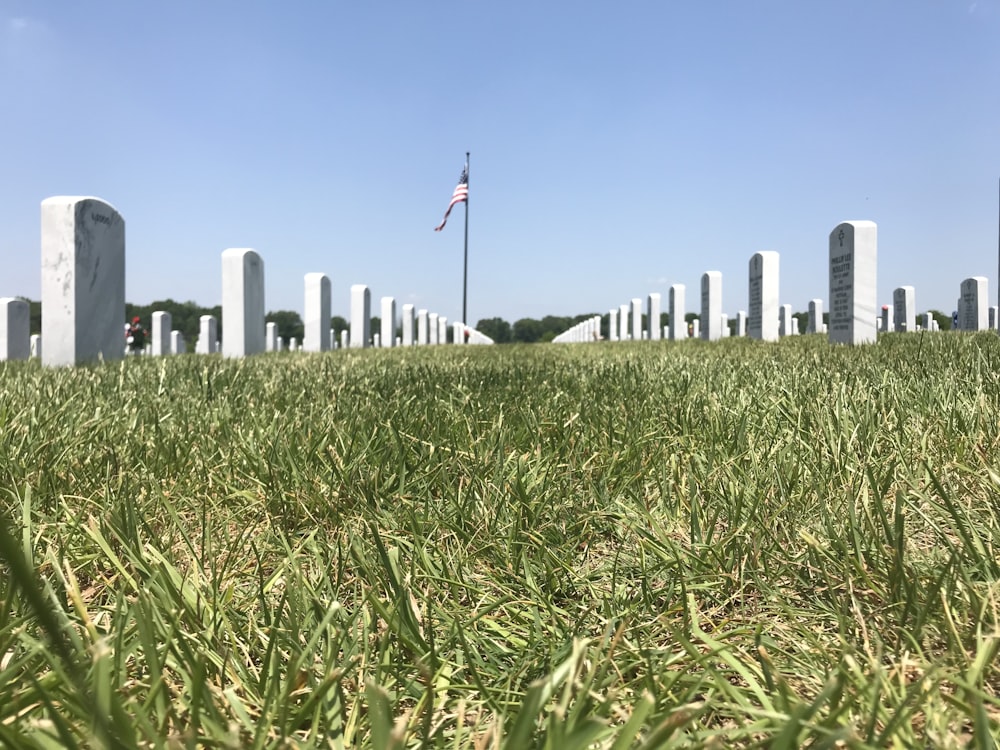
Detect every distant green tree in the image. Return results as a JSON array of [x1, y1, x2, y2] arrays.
[[331, 316, 348, 338], [476, 317, 512, 343], [928, 309, 951, 331], [265, 310, 304, 343], [512, 318, 544, 343], [793, 311, 808, 334]]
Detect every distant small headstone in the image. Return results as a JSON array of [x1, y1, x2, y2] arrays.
[[198, 315, 218, 354], [779, 304, 793, 337], [429, 313, 439, 345], [701, 272, 722, 341], [170, 330, 185, 355], [265, 321, 278, 352], [438, 316, 448, 345], [30, 334, 41, 359], [736, 310, 747, 337], [0, 298, 30, 360], [669, 284, 685, 341], [402, 304, 415, 346], [893, 287, 915, 332], [609, 309, 619, 342], [417, 309, 429, 345], [808, 299, 822, 334]]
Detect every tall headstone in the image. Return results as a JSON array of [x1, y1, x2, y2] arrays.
[[959, 276, 988, 331], [417, 309, 429, 345], [720, 313, 729, 337], [609, 309, 619, 342], [619, 304, 629, 341], [429, 313, 439, 345], [647, 293, 661, 341], [829, 221, 877, 345], [197, 315, 218, 354], [748, 251, 779, 342], [380, 297, 396, 348], [808, 299, 822, 334], [304, 272, 331, 352], [453, 321, 465, 344], [893, 286, 915, 333], [41, 196, 125, 366], [438, 316, 448, 344], [152, 311, 172, 356], [630, 298, 642, 341], [0, 298, 30, 360], [402, 304, 415, 346], [265, 321, 278, 352], [779, 304, 792, 337], [668, 284, 685, 341], [221, 248, 265, 358], [736, 311, 747, 337], [700, 272, 722, 341], [350, 284, 371, 348]]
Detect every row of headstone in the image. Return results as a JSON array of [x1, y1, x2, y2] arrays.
[[551, 316, 602, 343]]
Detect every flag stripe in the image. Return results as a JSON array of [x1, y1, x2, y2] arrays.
[[434, 163, 468, 231]]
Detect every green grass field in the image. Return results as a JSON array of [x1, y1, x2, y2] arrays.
[[1, 334, 998, 748]]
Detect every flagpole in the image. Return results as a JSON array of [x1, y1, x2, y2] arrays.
[[462, 151, 470, 326]]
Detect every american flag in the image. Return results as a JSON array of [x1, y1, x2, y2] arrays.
[[434, 162, 468, 231]]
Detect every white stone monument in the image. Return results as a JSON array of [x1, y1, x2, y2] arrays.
[[265, 321, 278, 352], [402, 304, 415, 346], [720, 313, 729, 337], [959, 276, 988, 332], [304, 272, 331, 352], [198, 315, 218, 354], [438, 316, 448, 344], [380, 297, 396, 348], [340, 330, 349, 349], [429, 312, 439, 345], [453, 321, 465, 344], [647, 293, 661, 341], [829, 221, 877, 345], [990, 306, 999, 331], [609, 309, 619, 342], [700, 272, 722, 341], [221, 248, 265, 358], [736, 311, 747, 337], [779, 304, 792, 337], [619, 304, 629, 341], [152, 311, 172, 356], [41, 196, 125, 367], [748, 251, 779, 342], [691, 319, 700, 338], [630, 298, 642, 341], [417, 309, 429, 345], [808, 299, 822, 334], [170, 330, 185, 355], [30, 334, 41, 359], [893, 286, 915, 333], [669, 284, 685, 341], [0, 298, 30, 360], [350, 284, 371, 349]]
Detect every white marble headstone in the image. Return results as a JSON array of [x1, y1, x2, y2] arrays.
[[647, 293, 661, 341], [438, 316, 448, 345], [350, 284, 371, 348], [429, 313, 439, 345], [0, 298, 30, 361], [630, 298, 642, 342], [221, 248, 266, 357], [198, 315, 218, 354], [748, 251, 779, 342], [779, 304, 792, 337], [808, 299, 822, 334], [701, 272, 722, 341], [304, 272, 332, 352], [402, 304, 415, 346], [170, 330, 185, 355], [380, 297, 396, 348], [609, 309, 619, 342], [893, 286, 915, 333], [829, 221, 877, 345], [959, 276, 988, 332], [41, 196, 125, 366], [30, 334, 41, 359], [152, 311, 172, 356], [619, 304, 629, 341], [265, 321, 278, 352], [736, 310, 747, 337], [417, 309, 429, 345], [669, 284, 685, 341]]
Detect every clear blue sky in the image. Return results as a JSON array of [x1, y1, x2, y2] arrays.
[[2, 1, 998, 325]]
